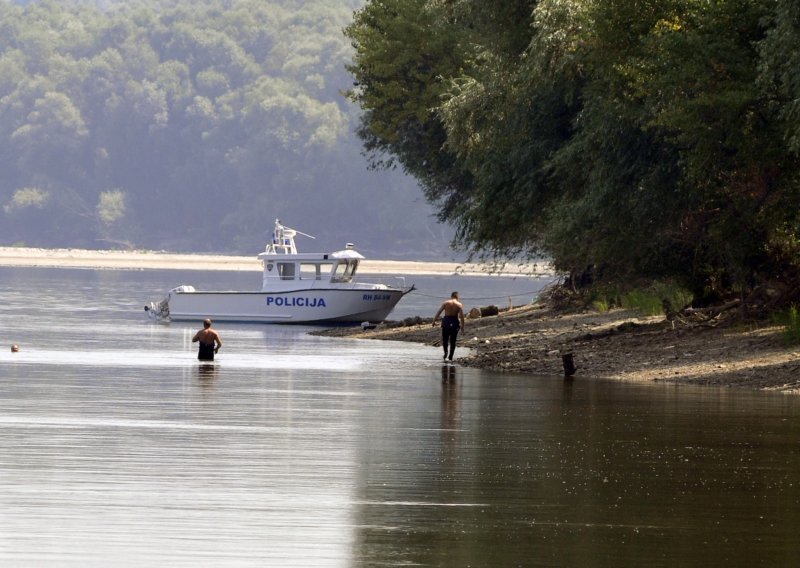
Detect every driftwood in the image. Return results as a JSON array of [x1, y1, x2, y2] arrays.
[[683, 298, 741, 316], [670, 298, 742, 328], [480, 305, 499, 317]]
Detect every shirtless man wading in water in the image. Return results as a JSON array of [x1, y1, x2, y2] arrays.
[[192, 318, 223, 361], [432, 291, 465, 362]]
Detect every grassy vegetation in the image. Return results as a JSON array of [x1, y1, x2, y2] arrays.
[[590, 282, 694, 318], [774, 305, 800, 344]]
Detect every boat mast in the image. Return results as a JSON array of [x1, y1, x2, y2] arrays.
[[268, 219, 315, 255]]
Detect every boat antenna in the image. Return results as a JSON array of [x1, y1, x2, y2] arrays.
[[275, 219, 315, 240], [294, 228, 316, 240]]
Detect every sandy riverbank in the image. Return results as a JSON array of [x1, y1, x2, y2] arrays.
[[0, 246, 550, 276], [313, 301, 800, 393]]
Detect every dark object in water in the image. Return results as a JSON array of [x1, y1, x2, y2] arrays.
[[562, 353, 577, 376]]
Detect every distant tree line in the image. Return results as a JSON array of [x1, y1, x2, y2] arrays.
[[346, 0, 800, 304], [0, 0, 453, 258]]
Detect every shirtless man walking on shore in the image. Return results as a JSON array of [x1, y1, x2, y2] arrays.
[[433, 291, 465, 362], [192, 318, 223, 361]]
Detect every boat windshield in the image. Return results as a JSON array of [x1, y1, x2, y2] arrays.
[[332, 260, 358, 283]]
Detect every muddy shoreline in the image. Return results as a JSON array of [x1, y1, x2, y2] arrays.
[[313, 301, 800, 393]]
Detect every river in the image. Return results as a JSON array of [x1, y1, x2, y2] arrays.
[[0, 267, 798, 567]]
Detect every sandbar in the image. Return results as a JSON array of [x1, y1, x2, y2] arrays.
[[0, 246, 552, 276]]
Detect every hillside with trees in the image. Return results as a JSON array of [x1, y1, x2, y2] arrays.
[[346, 0, 800, 306], [0, 0, 453, 258]]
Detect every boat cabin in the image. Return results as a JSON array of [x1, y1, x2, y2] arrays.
[[259, 253, 363, 289], [256, 220, 366, 290]]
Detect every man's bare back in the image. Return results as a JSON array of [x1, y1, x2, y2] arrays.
[[193, 328, 221, 346], [433, 292, 465, 328], [440, 298, 463, 317], [192, 319, 222, 361]]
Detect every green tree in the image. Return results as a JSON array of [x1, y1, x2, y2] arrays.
[[344, 0, 473, 221], [760, 0, 800, 153], [0, 0, 453, 255], [348, 0, 800, 301]]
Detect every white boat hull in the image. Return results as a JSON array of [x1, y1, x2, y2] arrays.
[[164, 287, 408, 324]]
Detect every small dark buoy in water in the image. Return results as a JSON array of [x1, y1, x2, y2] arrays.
[[11, 344, 19, 353]]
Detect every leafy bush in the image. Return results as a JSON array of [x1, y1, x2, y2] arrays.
[[620, 290, 663, 316]]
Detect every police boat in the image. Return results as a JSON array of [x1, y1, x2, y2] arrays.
[[145, 220, 414, 324]]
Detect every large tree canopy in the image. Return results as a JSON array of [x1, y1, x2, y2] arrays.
[[346, 0, 800, 302], [0, 0, 453, 257]]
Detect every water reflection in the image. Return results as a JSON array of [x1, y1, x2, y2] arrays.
[[1, 267, 800, 566], [440, 364, 460, 474], [562, 373, 575, 404], [196, 363, 218, 388], [440, 364, 459, 425]]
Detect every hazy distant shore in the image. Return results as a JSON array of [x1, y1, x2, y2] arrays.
[[0, 246, 552, 277]]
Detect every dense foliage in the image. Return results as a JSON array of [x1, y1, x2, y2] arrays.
[[0, 0, 453, 257], [346, 0, 800, 302]]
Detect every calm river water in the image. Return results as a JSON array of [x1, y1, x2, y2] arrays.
[[0, 267, 799, 567]]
